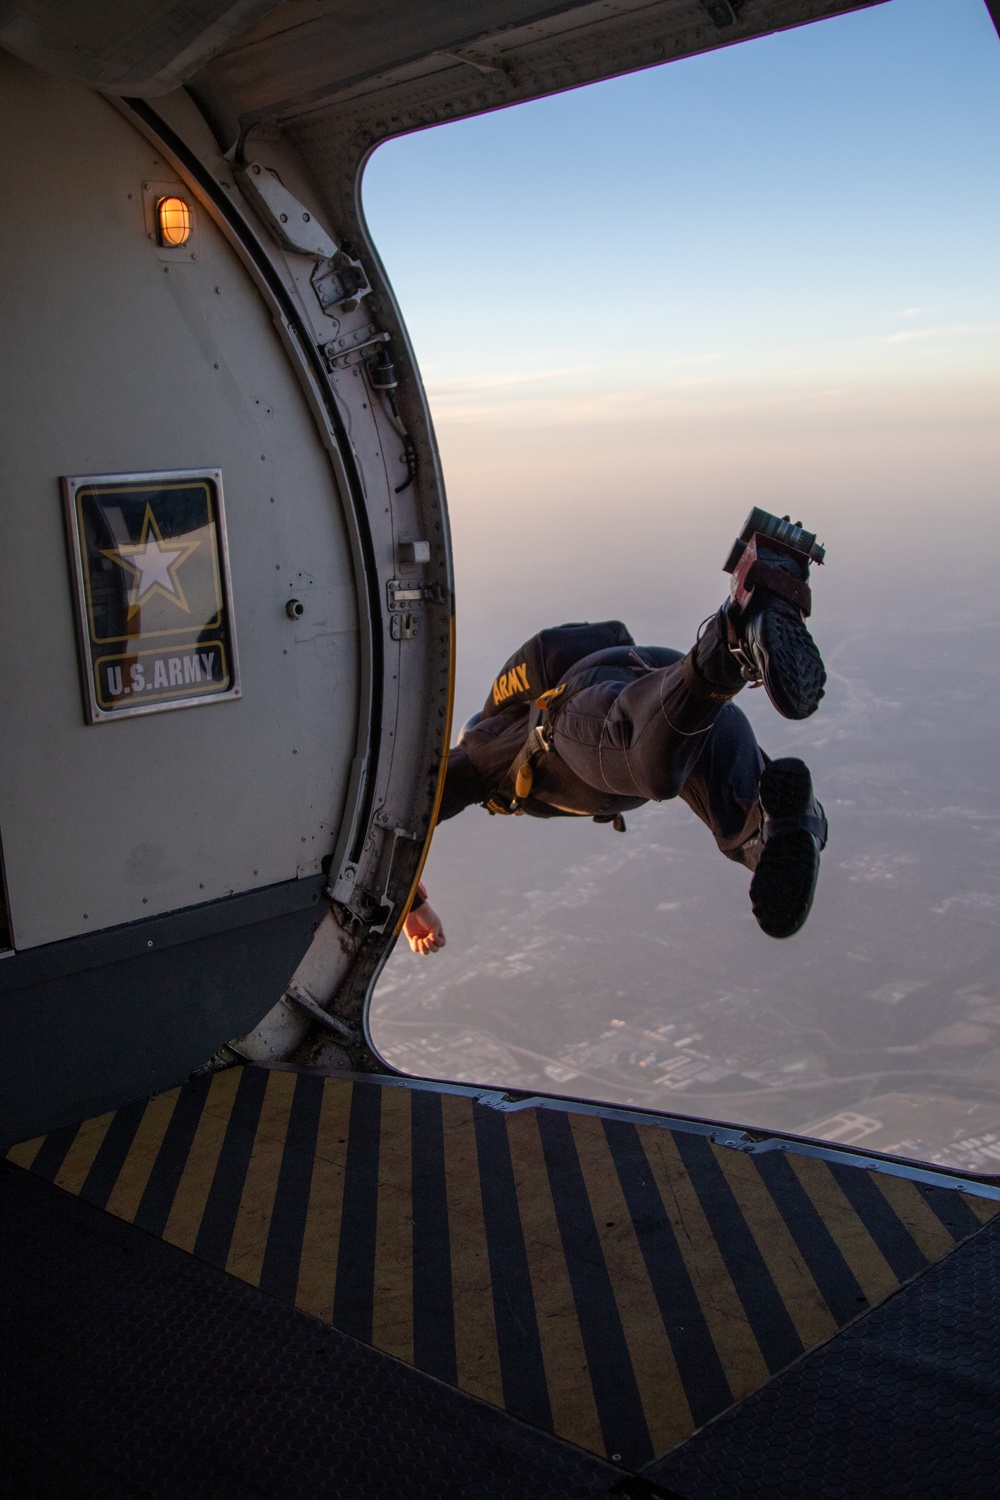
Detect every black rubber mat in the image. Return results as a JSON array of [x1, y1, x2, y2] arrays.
[[10, 1066, 998, 1470], [648, 1208, 1000, 1498], [0, 1163, 669, 1500]]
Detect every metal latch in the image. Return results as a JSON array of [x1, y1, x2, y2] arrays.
[[385, 579, 445, 641], [387, 577, 421, 642], [337, 814, 421, 932], [386, 579, 445, 610], [390, 613, 419, 641]]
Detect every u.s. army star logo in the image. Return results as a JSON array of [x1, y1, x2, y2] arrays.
[[63, 469, 239, 723], [101, 504, 200, 617]]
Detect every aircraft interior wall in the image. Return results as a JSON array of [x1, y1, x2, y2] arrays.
[[0, 52, 454, 1141], [0, 53, 359, 948]]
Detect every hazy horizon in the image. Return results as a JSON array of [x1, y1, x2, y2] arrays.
[[363, 0, 1000, 1169]]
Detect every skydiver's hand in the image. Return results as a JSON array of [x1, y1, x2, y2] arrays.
[[404, 897, 446, 955]]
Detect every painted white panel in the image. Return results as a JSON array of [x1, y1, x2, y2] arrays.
[[0, 54, 359, 947]]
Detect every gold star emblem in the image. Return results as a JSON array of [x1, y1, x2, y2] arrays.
[[102, 505, 200, 618]]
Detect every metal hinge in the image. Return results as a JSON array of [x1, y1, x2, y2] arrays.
[[236, 162, 337, 258], [322, 327, 390, 371], [327, 861, 357, 905]]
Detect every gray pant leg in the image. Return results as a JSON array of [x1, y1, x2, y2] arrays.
[[551, 614, 742, 801], [677, 705, 765, 869], [551, 619, 764, 864]]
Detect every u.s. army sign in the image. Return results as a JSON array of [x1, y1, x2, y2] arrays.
[[63, 469, 240, 722]]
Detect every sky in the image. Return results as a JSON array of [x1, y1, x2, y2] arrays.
[[360, 0, 1000, 1152], [364, 0, 1000, 411], [363, 0, 1000, 708]]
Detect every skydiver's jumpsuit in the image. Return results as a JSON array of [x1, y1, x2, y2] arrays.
[[437, 609, 767, 868]]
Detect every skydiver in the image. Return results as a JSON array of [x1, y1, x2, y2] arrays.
[[404, 513, 829, 956]]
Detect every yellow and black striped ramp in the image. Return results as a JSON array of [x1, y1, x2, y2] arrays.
[[8, 1066, 999, 1470]]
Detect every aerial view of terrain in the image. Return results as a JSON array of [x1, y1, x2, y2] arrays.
[[373, 528, 1000, 1171]]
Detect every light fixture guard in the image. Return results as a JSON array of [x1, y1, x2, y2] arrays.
[[156, 195, 192, 248]]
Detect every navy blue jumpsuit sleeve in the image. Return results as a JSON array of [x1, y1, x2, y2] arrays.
[[437, 746, 490, 822]]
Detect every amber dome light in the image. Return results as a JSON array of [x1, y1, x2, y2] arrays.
[[157, 195, 192, 248]]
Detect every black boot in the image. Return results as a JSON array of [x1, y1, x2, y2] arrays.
[[750, 757, 827, 939], [729, 549, 826, 720]]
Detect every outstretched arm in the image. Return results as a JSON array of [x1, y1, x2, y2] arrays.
[[403, 883, 446, 955], [402, 743, 489, 956]]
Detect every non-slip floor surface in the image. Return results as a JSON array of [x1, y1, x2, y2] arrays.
[[8, 1065, 998, 1471], [652, 1206, 1000, 1498], [0, 1165, 632, 1500]]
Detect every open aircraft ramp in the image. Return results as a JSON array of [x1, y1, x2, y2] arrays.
[[5, 1063, 1000, 1495]]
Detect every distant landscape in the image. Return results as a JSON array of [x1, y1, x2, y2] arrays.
[[374, 539, 1000, 1171], [365, 0, 1000, 1170]]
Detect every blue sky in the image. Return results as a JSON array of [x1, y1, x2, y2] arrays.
[[364, 0, 1000, 419], [361, 0, 1000, 707]]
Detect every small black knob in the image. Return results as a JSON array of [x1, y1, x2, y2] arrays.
[[286, 598, 304, 619]]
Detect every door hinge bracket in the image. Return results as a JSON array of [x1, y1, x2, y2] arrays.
[[236, 162, 337, 258], [285, 983, 358, 1042]]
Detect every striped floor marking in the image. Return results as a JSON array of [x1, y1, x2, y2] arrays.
[[9, 1067, 999, 1468]]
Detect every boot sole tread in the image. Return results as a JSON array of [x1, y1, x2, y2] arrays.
[[754, 604, 825, 720], [752, 759, 821, 938]]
